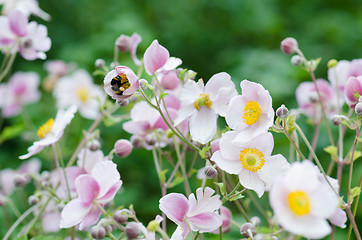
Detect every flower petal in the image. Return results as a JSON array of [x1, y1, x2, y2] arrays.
[[188, 212, 222, 233], [91, 161, 120, 198], [238, 169, 265, 197], [60, 199, 90, 229], [144, 40, 169, 75], [159, 193, 189, 225], [189, 107, 217, 144], [78, 204, 102, 230], [75, 174, 100, 206], [211, 150, 241, 175], [258, 154, 290, 185]]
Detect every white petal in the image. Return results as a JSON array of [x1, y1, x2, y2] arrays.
[[258, 154, 290, 185], [211, 150, 241, 175], [189, 108, 217, 144], [238, 169, 265, 197]]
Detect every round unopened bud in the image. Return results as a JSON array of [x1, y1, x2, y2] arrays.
[[56, 202, 65, 212], [204, 166, 218, 179], [276, 104, 289, 119], [113, 210, 129, 223], [90, 225, 106, 239], [281, 37, 298, 55], [115, 35, 130, 52], [28, 195, 39, 205], [139, 79, 148, 90], [130, 135, 143, 149], [145, 134, 156, 146], [114, 139, 133, 158], [88, 139, 101, 151], [250, 216, 261, 226], [240, 222, 256, 238], [117, 98, 129, 107], [125, 222, 142, 239], [328, 59, 338, 68], [291, 55, 302, 66], [41, 180, 50, 188], [13, 174, 27, 187], [95, 59, 106, 69], [110, 62, 119, 70], [355, 102, 362, 116], [331, 115, 342, 125], [160, 71, 180, 90]]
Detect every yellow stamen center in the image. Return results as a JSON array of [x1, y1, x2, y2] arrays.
[[77, 87, 89, 103], [37, 118, 54, 139], [239, 148, 265, 172], [193, 93, 212, 111], [242, 100, 262, 125], [287, 191, 311, 216]]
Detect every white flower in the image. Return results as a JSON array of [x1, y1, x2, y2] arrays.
[[19, 105, 77, 159]]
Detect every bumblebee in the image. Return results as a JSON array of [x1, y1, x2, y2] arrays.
[[111, 73, 131, 95]]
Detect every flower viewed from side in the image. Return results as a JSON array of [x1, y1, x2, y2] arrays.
[[225, 80, 274, 141], [174, 72, 237, 144], [211, 131, 290, 197], [115, 33, 142, 66], [159, 187, 222, 239], [296, 79, 339, 119], [344, 76, 362, 109], [19, 105, 77, 159], [0, 71, 40, 117], [143, 40, 170, 76], [269, 161, 339, 239], [60, 161, 122, 230], [104, 66, 139, 100], [54, 69, 105, 120]]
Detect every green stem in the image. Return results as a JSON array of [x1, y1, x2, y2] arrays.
[[347, 128, 360, 204], [53, 143, 71, 200], [173, 137, 191, 195], [347, 174, 362, 240], [23, 197, 52, 236], [281, 124, 306, 160], [0, 52, 16, 82]]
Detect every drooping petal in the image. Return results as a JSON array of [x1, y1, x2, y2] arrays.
[[144, 40, 169, 75], [59, 199, 91, 229], [159, 193, 189, 226], [189, 107, 217, 144], [75, 174, 100, 207]]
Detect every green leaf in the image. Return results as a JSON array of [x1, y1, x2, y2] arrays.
[[30, 236, 63, 240], [346, 150, 362, 163], [350, 186, 361, 201], [228, 192, 245, 201], [0, 123, 26, 144], [168, 176, 184, 188], [214, 182, 226, 196], [324, 145, 338, 161], [199, 145, 212, 159], [15, 236, 28, 240], [159, 169, 168, 184]]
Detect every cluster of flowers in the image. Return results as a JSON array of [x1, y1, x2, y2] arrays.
[[0, 1, 361, 240]]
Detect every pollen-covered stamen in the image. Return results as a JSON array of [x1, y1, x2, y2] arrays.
[[37, 118, 54, 139], [287, 191, 311, 216], [111, 74, 131, 95], [242, 100, 262, 125], [239, 148, 265, 172], [77, 87, 89, 102], [193, 93, 212, 111]]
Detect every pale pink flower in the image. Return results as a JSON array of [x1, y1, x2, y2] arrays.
[[328, 60, 350, 93], [296, 79, 339, 119], [115, 33, 142, 66], [344, 76, 362, 109], [19, 105, 77, 159], [159, 187, 222, 239], [44, 60, 69, 77], [76, 148, 108, 173], [144, 40, 170, 75], [104, 66, 139, 100], [0, 71, 40, 117], [225, 80, 274, 142], [211, 206, 232, 234], [211, 131, 290, 197], [60, 161, 122, 230], [175, 72, 237, 144], [0, 10, 27, 48], [1, 0, 50, 20], [54, 69, 105, 120], [269, 161, 339, 239]]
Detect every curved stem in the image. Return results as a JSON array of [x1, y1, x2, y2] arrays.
[[0, 52, 16, 82]]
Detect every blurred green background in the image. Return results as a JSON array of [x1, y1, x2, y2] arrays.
[[1, 0, 362, 239]]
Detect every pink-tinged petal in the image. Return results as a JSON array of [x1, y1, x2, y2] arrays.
[[60, 199, 91, 229], [91, 161, 120, 198], [123, 120, 150, 135], [258, 154, 290, 184], [79, 204, 102, 230], [144, 40, 169, 75], [153, 108, 177, 130], [238, 169, 265, 197], [130, 101, 160, 125], [9, 10, 27, 37], [188, 212, 223, 233], [329, 208, 347, 228], [345, 76, 362, 108], [42, 212, 60, 232], [59, 167, 83, 193], [189, 107, 217, 144], [159, 193, 189, 225], [75, 175, 100, 207], [130, 33, 142, 66], [97, 180, 122, 204], [163, 94, 181, 110], [188, 187, 222, 216], [211, 150, 241, 175], [211, 206, 232, 234], [19, 142, 45, 159]]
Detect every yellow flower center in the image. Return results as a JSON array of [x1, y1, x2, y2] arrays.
[[37, 118, 54, 139], [287, 191, 311, 216], [193, 93, 213, 111], [77, 87, 89, 103], [239, 148, 265, 172], [242, 100, 262, 125]]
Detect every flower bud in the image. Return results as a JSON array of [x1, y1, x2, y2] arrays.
[[114, 139, 133, 158], [331, 115, 342, 125], [240, 222, 256, 238], [13, 174, 27, 187], [117, 99, 129, 107], [88, 139, 101, 152], [110, 62, 119, 69], [328, 59, 338, 68], [281, 37, 298, 55], [291, 55, 302, 66], [139, 79, 148, 90], [276, 104, 289, 119], [90, 225, 106, 239], [147, 220, 160, 232], [125, 222, 142, 239], [250, 216, 261, 226], [355, 102, 362, 116], [95, 59, 106, 69], [113, 209, 129, 223], [160, 71, 180, 90], [204, 166, 218, 179], [115, 35, 130, 52], [130, 135, 143, 149], [28, 195, 39, 205], [145, 134, 156, 146]]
